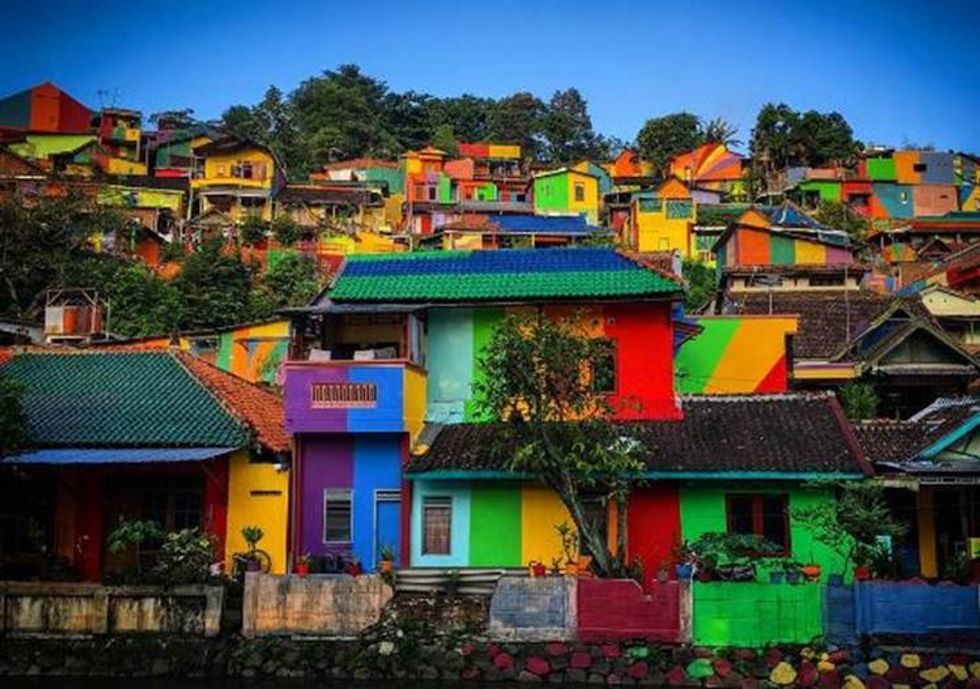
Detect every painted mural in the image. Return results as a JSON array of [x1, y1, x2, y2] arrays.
[[674, 316, 798, 394]]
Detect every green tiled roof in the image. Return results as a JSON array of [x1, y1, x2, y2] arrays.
[[1, 352, 250, 448], [327, 248, 682, 303]]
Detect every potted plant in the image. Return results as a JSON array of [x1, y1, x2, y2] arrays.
[[241, 525, 265, 572], [801, 555, 822, 583], [656, 560, 670, 583], [528, 559, 547, 577], [555, 521, 579, 576], [379, 544, 395, 573], [671, 540, 695, 580], [769, 567, 786, 584], [295, 553, 311, 577], [445, 569, 461, 597], [344, 556, 362, 577], [793, 481, 908, 585], [785, 561, 803, 584]]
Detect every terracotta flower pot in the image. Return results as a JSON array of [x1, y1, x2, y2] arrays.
[[294, 562, 310, 577], [565, 561, 579, 576], [854, 565, 871, 581], [802, 564, 822, 582], [380, 559, 393, 574]]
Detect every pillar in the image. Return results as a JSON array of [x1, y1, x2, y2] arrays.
[[916, 487, 937, 578]]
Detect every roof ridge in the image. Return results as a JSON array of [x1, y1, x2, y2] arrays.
[[168, 350, 255, 443], [681, 391, 833, 402]]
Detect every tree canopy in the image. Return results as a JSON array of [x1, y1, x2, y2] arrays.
[[750, 103, 861, 172], [635, 113, 740, 175]]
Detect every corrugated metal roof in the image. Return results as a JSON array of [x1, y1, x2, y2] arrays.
[[3, 447, 238, 465]]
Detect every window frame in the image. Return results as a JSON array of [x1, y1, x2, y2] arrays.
[[421, 496, 452, 556], [725, 493, 791, 557], [322, 488, 353, 545], [590, 338, 618, 395], [574, 183, 586, 203]]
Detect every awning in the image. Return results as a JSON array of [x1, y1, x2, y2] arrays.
[[2, 447, 239, 465]]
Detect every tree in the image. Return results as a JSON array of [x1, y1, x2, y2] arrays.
[[542, 88, 599, 164], [425, 95, 495, 143], [430, 123, 459, 158], [271, 215, 302, 247], [0, 372, 29, 457], [813, 200, 869, 240], [750, 103, 800, 176], [635, 112, 703, 175], [701, 117, 741, 148], [490, 92, 546, 160], [793, 481, 908, 576], [381, 91, 431, 153], [750, 103, 861, 175], [239, 214, 268, 247], [475, 312, 645, 578], [174, 237, 254, 329], [249, 252, 320, 318], [839, 382, 880, 420], [682, 259, 717, 311]]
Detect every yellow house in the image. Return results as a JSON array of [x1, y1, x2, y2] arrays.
[[628, 177, 694, 254], [191, 137, 278, 222], [532, 168, 600, 224]]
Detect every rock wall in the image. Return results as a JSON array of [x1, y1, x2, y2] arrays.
[[489, 575, 574, 640], [241, 572, 392, 637]]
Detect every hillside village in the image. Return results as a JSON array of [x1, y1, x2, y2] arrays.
[[0, 75, 979, 676]]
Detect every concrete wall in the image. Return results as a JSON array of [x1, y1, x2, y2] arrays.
[[692, 581, 823, 647], [0, 582, 224, 637], [242, 573, 392, 637], [578, 578, 688, 642], [855, 582, 980, 635], [489, 575, 575, 640]]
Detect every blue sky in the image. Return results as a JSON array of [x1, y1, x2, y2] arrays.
[[2, 0, 978, 152]]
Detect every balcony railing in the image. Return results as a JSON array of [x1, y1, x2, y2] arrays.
[[283, 359, 426, 435]]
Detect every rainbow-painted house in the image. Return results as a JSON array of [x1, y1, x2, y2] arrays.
[[282, 247, 682, 571], [282, 247, 870, 592]]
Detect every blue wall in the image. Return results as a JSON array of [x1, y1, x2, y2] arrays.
[[873, 183, 914, 218], [410, 479, 471, 567], [425, 308, 474, 424], [351, 435, 403, 570], [855, 582, 980, 634]]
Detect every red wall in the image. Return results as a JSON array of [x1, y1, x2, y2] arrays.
[[605, 302, 681, 420], [627, 484, 682, 590], [203, 456, 229, 564], [577, 578, 683, 642], [736, 227, 771, 266]]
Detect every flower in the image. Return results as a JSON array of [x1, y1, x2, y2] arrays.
[[379, 641, 395, 656]]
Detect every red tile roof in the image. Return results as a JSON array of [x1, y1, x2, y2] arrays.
[[176, 352, 289, 454]]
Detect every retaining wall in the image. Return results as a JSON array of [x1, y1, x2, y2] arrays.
[[692, 581, 823, 647], [855, 582, 980, 635], [0, 581, 224, 637], [242, 572, 392, 637], [488, 575, 574, 640], [577, 578, 688, 642]]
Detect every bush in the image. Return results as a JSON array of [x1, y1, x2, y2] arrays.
[[239, 214, 268, 246], [840, 382, 879, 420], [272, 215, 302, 247], [151, 528, 218, 585]]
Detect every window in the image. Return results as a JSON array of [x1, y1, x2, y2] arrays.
[[638, 198, 663, 213], [913, 163, 927, 173], [323, 489, 352, 543], [726, 494, 789, 554], [574, 183, 585, 202], [591, 339, 616, 393], [899, 191, 909, 203], [810, 275, 845, 287], [515, 193, 526, 203], [428, 186, 437, 201], [666, 199, 694, 219], [422, 496, 452, 555]]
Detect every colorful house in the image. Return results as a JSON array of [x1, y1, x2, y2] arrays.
[[0, 350, 290, 580], [437, 213, 608, 249], [533, 168, 600, 224], [190, 136, 280, 224], [91, 108, 147, 176], [282, 248, 683, 571], [854, 397, 980, 578], [0, 82, 91, 136], [456, 143, 529, 203], [186, 319, 291, 384], [401, 147, 454, 234], [406, 392, 869, 594], [628, 178, 695, 255], [603, 148, 654, 180], [669, 143, 745, 199]]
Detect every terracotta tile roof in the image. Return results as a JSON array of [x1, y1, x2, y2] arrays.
[[176, 352, 289, 454], [408, 392, 869, 477]]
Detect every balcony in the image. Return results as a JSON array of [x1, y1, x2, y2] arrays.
[[283, 359, 426, 436]]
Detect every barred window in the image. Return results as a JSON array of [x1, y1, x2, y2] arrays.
[[638, 198, 663, 213], [666, 200, 693, 219]]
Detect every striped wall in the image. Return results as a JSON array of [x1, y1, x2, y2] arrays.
[[213, 320, 289, 384], [720, 227, 852, 267], [425, 303, 679, 425], [675, 316, 797, 394]]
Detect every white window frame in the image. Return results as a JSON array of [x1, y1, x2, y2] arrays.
[[322, 488, 353, 544]]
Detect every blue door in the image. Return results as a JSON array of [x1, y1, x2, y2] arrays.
[[374, 491, 401, 569]]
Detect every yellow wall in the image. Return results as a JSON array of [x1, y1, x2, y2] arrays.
[[521, 483, 574, 566], [794, 240, 827, 264], [916, 488, 937, 578], [404, 366, 427, 443], [194, 148, 275, 190], [488, 144, 521, 159], [962, 186, 980, 213], [566, 172, 599, 224], [225, 449, 290, 575], [98, 185, 183, 212], [106, 158, 148, 176]]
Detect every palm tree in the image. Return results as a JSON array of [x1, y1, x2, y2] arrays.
[[701, 117, 742, 149]]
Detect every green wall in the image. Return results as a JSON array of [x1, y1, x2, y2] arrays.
[[798, 180, 841, 203], [534, 173, 569, 214], [675, 319, 739, 394], [463, 307, 503, 421], [469, 483, 522, 566], [693, 582, 823, 646], [770, 234, 796, 265], [865, 158, 896, 181], [679, 484, 847, 576], [438, 174, 453, 203]]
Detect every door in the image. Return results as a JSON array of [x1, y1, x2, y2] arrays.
[[374, 490, 401, 569]]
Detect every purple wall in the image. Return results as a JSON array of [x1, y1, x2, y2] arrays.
[[299, 435, 353, 556], [825, 246, 854, 264], [285, 365, 349, 433]]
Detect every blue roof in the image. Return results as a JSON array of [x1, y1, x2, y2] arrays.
[[490, 214, 607, 235], [2, 447, 238, 465]]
